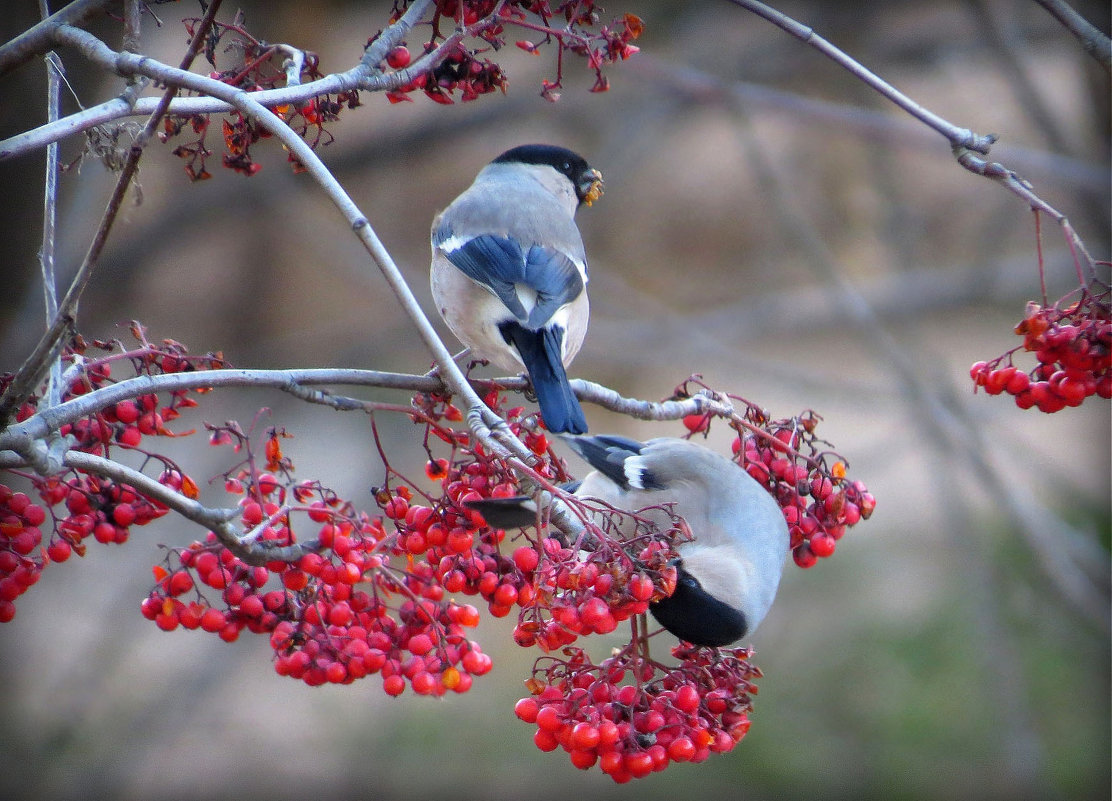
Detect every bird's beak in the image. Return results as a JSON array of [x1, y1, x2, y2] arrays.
[[580, 169, 604, 206]]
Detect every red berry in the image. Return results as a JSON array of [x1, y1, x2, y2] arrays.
[[809, 532, 836, 557], [683, 413, 709, 433], [200, 607, 226, 632], [47, 540, 71, 563], [386, 45, 411, 69], [792, 543, 817, 568], [512, 545, 539, 573], [668, 736, 697, 762], [514, 697, 540, 723]]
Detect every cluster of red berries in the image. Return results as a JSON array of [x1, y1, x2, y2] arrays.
[[514, 643, 761, 782], [510, 536, 678, 652], [394, 393, 682, 647], [0, 474, 174, 622], [971, 293, 1111, 413], [0, 336, 221, 620], [384, 43, 508, 105], [162, 1, 641, 177], [736, 420, 875, 569], [142, 461, 495, 693], [683, 405, 875, 569], [3, 323, 875, 781], [0, 486, 48, 622], [165, 14, 358, 180]]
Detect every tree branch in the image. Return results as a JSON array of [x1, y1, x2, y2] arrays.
[[38, 22, 534, 464], [0, 367, 734, 456], [60, 451, 319, 566], [1032, 0, 1112, 72], [0, 0, 482, 162], [0, 0, 113, 77], [724, 0, 998, 153]]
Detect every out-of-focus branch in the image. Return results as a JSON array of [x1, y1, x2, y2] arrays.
[[965, 0, 1074, 151], [0, 1, 223, 428], [629, 55, 1107, 195], [38, 0, 63, 409], [1032, 0, 1112, 72], [0, 0, 112, 77]]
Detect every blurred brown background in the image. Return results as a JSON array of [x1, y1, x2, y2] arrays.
[[0, 1, 1109, 799]]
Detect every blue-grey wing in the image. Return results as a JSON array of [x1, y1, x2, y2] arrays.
[[436, 231, 584, 329]]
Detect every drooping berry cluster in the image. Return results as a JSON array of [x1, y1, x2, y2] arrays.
[[0, 486, 47, 622], [971, 290, 1111, 413], [682, 388, 875, 570], [514, 643, 761, 782], [510, 535, 678, 652], [139, 421, 499, 693]]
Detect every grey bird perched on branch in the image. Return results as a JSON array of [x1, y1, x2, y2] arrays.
[[430, 144, 603, 434]]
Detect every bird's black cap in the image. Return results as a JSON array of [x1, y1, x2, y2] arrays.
[[492, 144, 602, 205]]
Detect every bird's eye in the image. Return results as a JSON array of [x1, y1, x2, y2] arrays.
[[562, 161, 571, 171]]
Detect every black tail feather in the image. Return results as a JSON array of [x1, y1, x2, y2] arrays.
[[499, 323, 588, 434]]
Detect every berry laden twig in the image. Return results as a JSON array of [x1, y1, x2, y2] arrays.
[[970, 216, 1111, 413], [0, 330, 873, 782]]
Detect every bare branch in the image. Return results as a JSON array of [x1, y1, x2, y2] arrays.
[[1033, 0, 1112, 72], [0, 0, 113, 77], [724, 0, 998, 153], [38, 30, 63, 408]]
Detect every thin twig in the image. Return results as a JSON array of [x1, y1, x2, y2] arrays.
[[1032, 0, 1112, 72], [724, 0, 998, 153], [61, 450, 319, 566], [38, 0, 62, 409]]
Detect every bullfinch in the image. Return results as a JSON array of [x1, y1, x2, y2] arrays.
[[430, 144, 603, 434], [467, 435, 790, 647]]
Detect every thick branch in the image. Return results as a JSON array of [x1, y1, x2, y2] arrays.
[[0, 367, 733, 454]]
